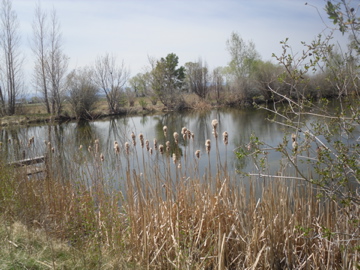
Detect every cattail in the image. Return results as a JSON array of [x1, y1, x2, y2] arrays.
[[223, 131, 229, 145], [131, 132, 136, 146], [139, 133, 144, 148], [163, 126, 167, 136], [177, 163, 181, 169], [172, 153, 177, 164], [88, 146, 92, 152], [212, 119, 219, 138], [187, 130, 191, 139], [191, 133, 194, 139], [205, 139, 211, 153], [114, 142, 120, 154], [212, 119, 218, 130], [183, 133, 187, 140], [166, 141, 170, 152], [100, 153, 105, 162], [291, 133, 296, 142], [292, 141, 298, 152], [173, 132, 179, 144], [181, 127, 187, 135], [195, 150, 200, 159], [125, 142, 130, 155], [149, 148, 153, 155], [159, 144, 164, 154], [51, 147, 55, 153], [79, 145, 83, 150], [153, 138, 158, 150], [145, 140, 150, 151]]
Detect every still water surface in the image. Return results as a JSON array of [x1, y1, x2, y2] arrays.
[[0, 107, 330, 189]]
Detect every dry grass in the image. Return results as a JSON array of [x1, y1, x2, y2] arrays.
[[0, 124, 359, 269]]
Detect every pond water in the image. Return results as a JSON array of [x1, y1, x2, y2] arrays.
[[1, 106, 357, 193]]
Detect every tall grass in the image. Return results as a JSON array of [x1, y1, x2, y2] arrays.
[[0, 121, 359, 269]]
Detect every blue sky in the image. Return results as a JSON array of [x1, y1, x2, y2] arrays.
[[12, 0, 348, 88]]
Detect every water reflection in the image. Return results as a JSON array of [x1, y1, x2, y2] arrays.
[[0, 108, 306, 188]]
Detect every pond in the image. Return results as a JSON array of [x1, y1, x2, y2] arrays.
[[1, 106, 356, 194]]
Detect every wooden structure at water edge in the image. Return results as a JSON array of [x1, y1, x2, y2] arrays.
[[9, 155, 47, 177]]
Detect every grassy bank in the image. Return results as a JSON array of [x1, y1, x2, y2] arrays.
[[0, 120, 359, 269]]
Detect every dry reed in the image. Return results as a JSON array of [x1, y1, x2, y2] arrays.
[[0, 122, 359, 269]]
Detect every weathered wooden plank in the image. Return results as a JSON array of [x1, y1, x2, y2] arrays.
[[9, 156, 45, 167]]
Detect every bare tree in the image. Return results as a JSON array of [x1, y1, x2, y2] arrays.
[[0, 0, 23, 115], [31, 3, 50, 113], [67, 67, 99, 120], [185, 59, 209, 99], [46, 9, 68, 116], [93, 53, 129, 114], [212, 67, 224, 104]]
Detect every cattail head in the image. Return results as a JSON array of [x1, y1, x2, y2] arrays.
[[153, 138, 158, 149], [291, 133, 296, 142], [177, 163, 181, 169], [191, 133, 194, 139], [163, 126, 167, 136], [88, 146, 92, 152], [195, 150, 200, 159], [172, 153, 177, 164], [139, 133, 144, 148], [183, 133, 187, 140], [79, 145, 83, 150], [51, 147, 55, 153], [149, 148, 153, 155], [173, 132, 179, 144], [212, 119, 219, 139], [187, 130, 191, 139], [223, 131, 229, 145], [100, 153, 105, 162], [145, 140, 150, 151], [125, 142, 130, 155], [212, 119, 218, 130], [114, 142, 120, 154], [205, 139, 211, 153], [181, 127, 187, 135], [131, 132, 136, 146], [159, 144, 164, 154], [166, 141, 170, 152]]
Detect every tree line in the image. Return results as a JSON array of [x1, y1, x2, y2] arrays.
[[0, 0, 358, 119]]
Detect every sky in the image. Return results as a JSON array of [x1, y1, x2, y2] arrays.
[[11, 0, 350, 92]]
